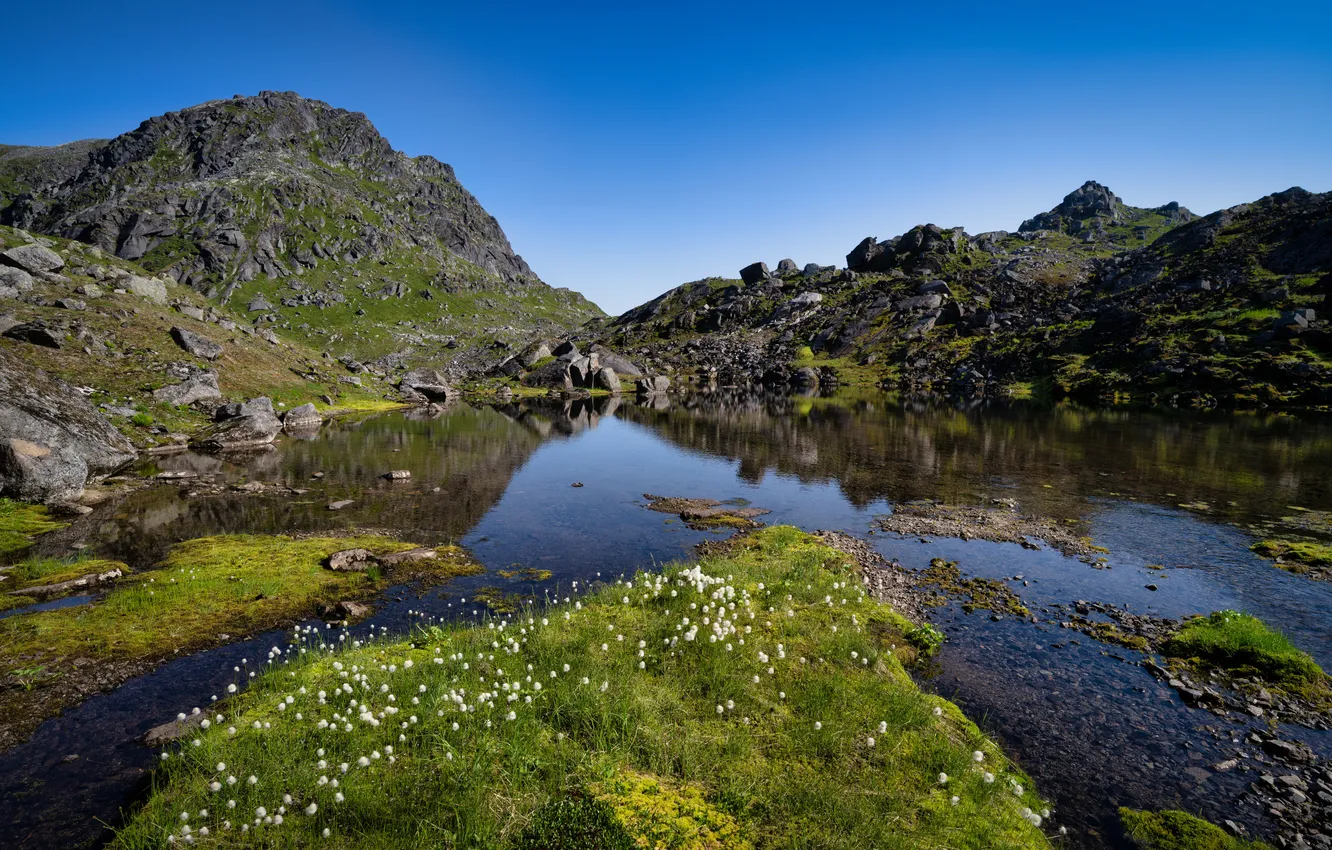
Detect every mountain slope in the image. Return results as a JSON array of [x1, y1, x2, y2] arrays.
[[581, 182, 1330, 408], [0, 91, 601, 371]]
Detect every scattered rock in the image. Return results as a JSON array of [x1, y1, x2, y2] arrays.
[[124, 275, 168, 305], [169, 326, 223, 360], [1, 244, 64, 274], [2, 323, 62, 348], [739, 262, 772, 285], [152, 372, 221, 406], [325, 549, 377, 571], [382, 470, 411, 480], [327, 499, 354, 510], [189, 397, 281, 452]]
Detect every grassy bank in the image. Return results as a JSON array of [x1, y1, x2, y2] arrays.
[[1162, 610, 1326, 692], [0, 498, 66, 560], [1120, 808, 1271, 849], [0, 534, 481, 751], [114, 527, 1053, 849]]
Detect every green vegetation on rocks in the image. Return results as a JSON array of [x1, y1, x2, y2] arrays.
[[1120, 808, 1272, 849], [1250, 539, 1332, 575], [112, 527, 1052, 849], [1161, 610, 1326, 691]]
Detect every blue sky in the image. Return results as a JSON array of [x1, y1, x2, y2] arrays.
[[3, 1, 1329, 315]]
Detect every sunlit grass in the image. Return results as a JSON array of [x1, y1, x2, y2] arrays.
[[113, 527, 1053, 849], [1162, 610, 1325, 690]]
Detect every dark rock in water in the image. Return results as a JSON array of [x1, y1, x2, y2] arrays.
[[398, 367, 453, 402], [325, 549, 376, 571], [142, 712, 205, 747], [793, 366, 820, 388], [282, 402, 321, 431], [170, 326, 223, 360], [739, 262, 772, 285], [190, 397, 281, 452], [2, 323, 62, 348], [0, 243, 64, 274], [594, 366, 621, 393], [0, 347, 136, 502], [776, 258, 799, 274], [636, 375, 670, 395]]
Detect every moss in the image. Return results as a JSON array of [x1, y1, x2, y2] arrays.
[[595, 770, 751, 850], [1162, 610, 1326, 692], [471, 586, 531, 615], [1251, 539, 1332, 571], [1119, 808, 1272, 849], [919, 558, 1032, 618], [498, 567, 554, 581], [514, 794, 635, 850], [0, 499, 66, 560]]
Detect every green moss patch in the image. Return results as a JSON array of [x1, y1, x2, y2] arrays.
[[1161, 610, 1326, 692], [111, 527, 1051, 849], [1120, 808, 1271, 849], [0, 499, 66, 560], [1251, 539, 1332, 578]]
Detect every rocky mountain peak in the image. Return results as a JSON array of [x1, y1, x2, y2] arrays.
[[1019, 180, 1124, 233]]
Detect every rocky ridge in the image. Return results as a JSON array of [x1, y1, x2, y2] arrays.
[[1, 91, 602, 372], [573, 182, 1331, 408]]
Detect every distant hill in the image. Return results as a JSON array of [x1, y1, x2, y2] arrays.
[[578, 182, 1331, 408], [0, 91, 602, 371]]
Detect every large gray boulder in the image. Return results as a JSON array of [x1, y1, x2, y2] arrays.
[[522, 357, 574, 390], [594, 366, 621, 393], [125, 275, 168, 305], [775, 258, 799, 274], [0, 348, 137, 501], [170, 326, 223, 360], [635, 375, 670, 395], [2, 323, 61, 348], [1, 244, 64, 274], [153, 372, 222, 406], [283, 402, 322, 431], [190, 398, 282, 452], [0, 267, 34, 299], [589, 345, 643, 377], [398, 367, 453, 402]]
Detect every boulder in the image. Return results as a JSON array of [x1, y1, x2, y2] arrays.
[[552, 340, 579, 359], [381, 469, 411, 480], [176, 304, 206, 321], [170, 326, 223, 360], [793, 367, 820, 389], [247, 296, 273, 312], [324, 549, 376, 571], [894, 293, 944, 312], [846, 237, 887, 271], [569, 356, 594, 387], [739, 262, 771, 285], [0, 267, 34, 298], [378, 547, 437, 566], [190, 398, 281, 452], [588, 346, 643, 377], [1, 244, 64, 274], [54, 298, 86, 310], [398, 367, 453, 402], [594, 366, 621, 393], [282, 402, 321, 431], [125, 275, 168, 305], [919, 280, 953, 297], [0, 348, 136, 501], [153, 372, 222, 406], [517, 340, 553, 368], [635, 375, 671, 395], [142, 712, 206, 747], [522, 357, 574, 390], [776, 258, 799, 274], [2, 323, 62, 348], [801, 263, 825, 277], [1273, 309, 1315, 339], [323, 600, 372, 620]]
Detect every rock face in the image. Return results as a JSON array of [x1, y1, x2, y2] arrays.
[[170, 326, 223, 360], [399, 368, 453, 402], [282, 402, 321, 431], [190, 397, 282, 452], [153, 371, 222, 406], [594, 366, 621, 393], [636, 376, 670, 395], [0, 347, 137, 501]]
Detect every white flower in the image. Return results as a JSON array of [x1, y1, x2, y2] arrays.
[[814, 721, 823, 731], [866, 737, 876, 748], [938, 773, 948, 785], [305, 803, 318, 815], [357, 757, 370, 767], [983, 772, 995, 784], [972, 750, 984, 762]]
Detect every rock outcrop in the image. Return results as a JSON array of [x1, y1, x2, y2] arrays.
[[0, 347, 136, 501], [190, 397, 282, 452]]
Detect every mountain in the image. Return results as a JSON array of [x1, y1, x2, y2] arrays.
[[570, 182, 1331, 408], [0, 91, 602, 371]]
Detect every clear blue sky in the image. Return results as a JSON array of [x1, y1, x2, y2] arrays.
[[2, 1, 1329, 315]]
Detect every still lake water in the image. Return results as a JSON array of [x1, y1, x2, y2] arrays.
[[3, 392, 1331, 848]]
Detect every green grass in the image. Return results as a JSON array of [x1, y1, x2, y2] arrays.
[[1251, 539, 1332, 571], [112, 527, 1052, 849], [1120, 808, 1271, 849], [1161, 610, 1326, 690], [0, 498, 66, 560], [1, 535, 475, 666]]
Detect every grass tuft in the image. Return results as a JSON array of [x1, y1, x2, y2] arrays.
[[1120, 808, 1272, 849], [1161, 610, 1325, 690]]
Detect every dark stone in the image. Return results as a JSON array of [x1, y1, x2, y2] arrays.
[[846, 237, 887, 271], [190, 398, 281, 452], [170, 326, 223, 360], [2, 323, 62, 348], [552, 340, 579, 359], [739, 262, 772, 285]]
